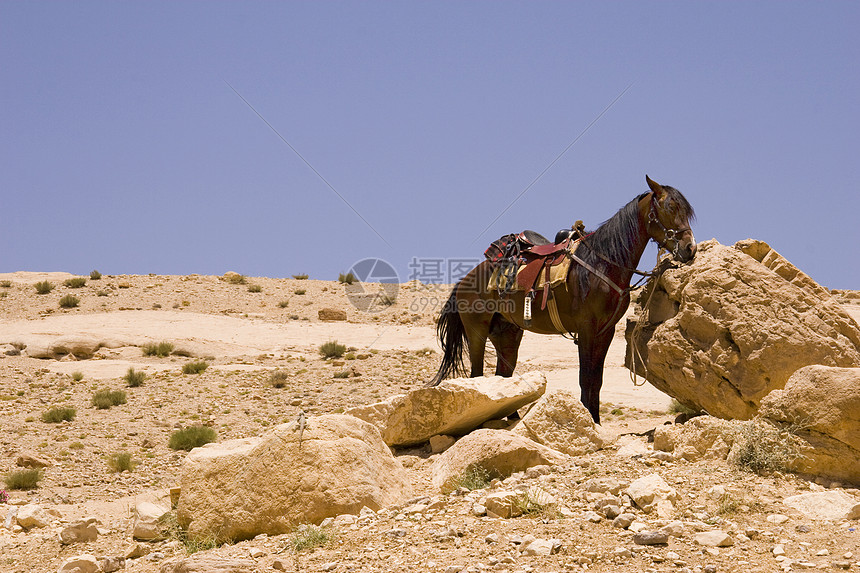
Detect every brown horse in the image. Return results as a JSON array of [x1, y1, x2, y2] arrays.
[[431, 175, 696, 424]]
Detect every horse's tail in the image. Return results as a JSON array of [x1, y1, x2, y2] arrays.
[[430, 285, 468, 385]]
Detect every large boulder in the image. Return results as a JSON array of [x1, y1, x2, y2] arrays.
[[429, 429, 568, 492], [177, 414, 410, 541], [626, 239, 860, 419], [346, 372, 546, 447], [511, 389, 604, 455], [759, 365, 860, 485]]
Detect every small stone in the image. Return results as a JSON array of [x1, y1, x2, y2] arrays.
[[472, 503, 487, 516], [15, 451, 52, 468], [58, 554, 100, 573], [249, 547, 265, 558], [633, 530, 669, 546], [773, 545, 786, 556], [125, 542, 151, 559], [59, 517, 99, 545], [650, 451, 674, 462], [708, 485, 727, 498], [659, 520, 685, 537], [443, 566, 463, 573], [612, 547, 633, 559], [694, 530, 733, 547], [584, 510, 602, 523], [612, 514, 635, 529], [322, 563, 338, 572], [272, 559, 288, 571], [99, 556, 125, 573], [16, 504, 52, 529], [601, 504, 622, 519], [629, 521, 649, 533], [767, 513, 790, 524], [521, 538, 562, 556], [429, 434, 456, 454], [831, 561, 851, 570], [795, 524, 811, 533], [666, 551, 680, 560], [704, 565, 718, 573]]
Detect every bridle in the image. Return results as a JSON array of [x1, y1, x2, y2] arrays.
[[569, 191, 693, 339], [647, 193, 691, 259]]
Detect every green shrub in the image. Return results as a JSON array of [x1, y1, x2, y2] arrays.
[[92, 388, 127, 409], [142, 341, 174, 357], [247, 284, 262, 293], [71, 371, 84, 382], [59, 294, 80, 308], [333, 370, 350, 379], [668, 398, 701, 417], [269, 370, 290, 388], [169, 425, 217, 451], [107, 452, 137, 473], [0, 280, 11, 288], [125, 368, 146, 389], [338, 272, 356, 285], [294, 288, 306, 295], [34, 281, 54, 295], [319, 340, 346, 359], [182, 361, 209, 374], [277, 300, 289, 308], [64, 277, 87, 288], [4, 469, 41, 490], [41, 406, 76, 423], [292, 274, 309, 280], [289, 524, 332, 552], [89, 270, 102, 280], [224, 273, 246, 284]]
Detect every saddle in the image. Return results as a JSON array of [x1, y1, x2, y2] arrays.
[[485, 221, 586, 323]]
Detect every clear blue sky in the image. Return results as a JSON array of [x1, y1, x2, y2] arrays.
[[3, 2, 858, 289]]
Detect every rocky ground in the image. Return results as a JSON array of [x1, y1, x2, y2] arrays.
[[0, 271, 858, 573]]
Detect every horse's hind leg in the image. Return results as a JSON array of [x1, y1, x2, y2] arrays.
[[461, 310, 493, 378], [488, 314, 524, 377]]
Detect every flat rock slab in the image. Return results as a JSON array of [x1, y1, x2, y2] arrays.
[[347, 372, 546, 447], [783, 491, 860, 521]]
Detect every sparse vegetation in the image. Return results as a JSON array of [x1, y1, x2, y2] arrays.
[[292, 274, 309, 280], [333, 370, 350, 379], [159, 510, 221, 552], [224, 273, 247, 285], [0, 280, 11, 288], [319, 340, 346, 359], [338, 272, 356, 285], [668, 398, 701, 417], [168, 425, 217, 451], [59, 294, 80, 308], [4, 469, 41, 490], [125, 367, 146, 387], [278, 300, 289, 308], [142, 341, 174, 357], [107, 452, 137, 473], [514, 487, 562, 519], [41, 406, 76, 423], [64, 277, 87, 288], [294, 288, 306, 295], [448, 464, 494, 492], [71, 371, 84, 382], [247, 284, 262, 293], [269, 370, 290, 388], [289, 523, 333, 552], [732, 420, 806, 474], [89, 270, 102, 280], [34, 281, 53, 295], [182, 361, 209, 374], [91, 388, 127, 409]]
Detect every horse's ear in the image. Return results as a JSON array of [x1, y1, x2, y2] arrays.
[[646, 175, 666, 200]]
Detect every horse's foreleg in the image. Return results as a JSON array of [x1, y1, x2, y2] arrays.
[[578, 330, 614, 424], [488, 315, 524, 377]]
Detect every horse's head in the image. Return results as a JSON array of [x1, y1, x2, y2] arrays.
[[644, 175, 697, 263]]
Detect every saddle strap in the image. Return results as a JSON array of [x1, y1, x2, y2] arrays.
[[568, 251, 624, 295], [546, 291, 568, 333]]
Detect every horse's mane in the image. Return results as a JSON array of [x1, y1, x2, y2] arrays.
[[575, 188, 694, 297]]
